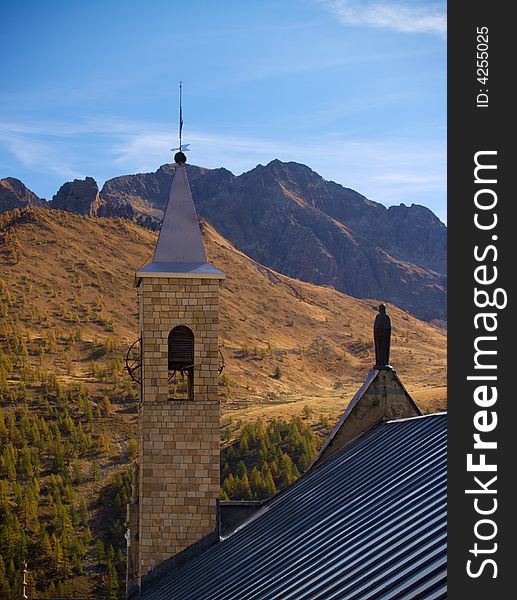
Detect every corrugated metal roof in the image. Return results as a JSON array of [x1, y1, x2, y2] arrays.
[[141, 413, 447, 600]]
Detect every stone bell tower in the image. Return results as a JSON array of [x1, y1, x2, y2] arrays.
[[127, 152, 224, 591]]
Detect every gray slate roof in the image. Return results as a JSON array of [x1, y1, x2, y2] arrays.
[[141, 413, 447, 600]]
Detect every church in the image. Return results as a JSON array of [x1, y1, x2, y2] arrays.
[[126, 151, 447, 599]]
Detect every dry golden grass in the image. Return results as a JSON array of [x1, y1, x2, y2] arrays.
[[2, 207, 446, 425]]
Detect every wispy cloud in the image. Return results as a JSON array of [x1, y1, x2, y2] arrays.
[[0, 117, 445, 220], [98, 122, 446, 218], [0, 131, 82, 182], [321, 1, 446, 36]]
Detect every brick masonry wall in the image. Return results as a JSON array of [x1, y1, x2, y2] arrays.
[[137, 277, 221, 576]]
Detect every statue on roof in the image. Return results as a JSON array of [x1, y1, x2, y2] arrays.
[[374, 304, 391, 369]]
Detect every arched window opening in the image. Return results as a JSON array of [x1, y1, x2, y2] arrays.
[[168, 326, 194, 400]]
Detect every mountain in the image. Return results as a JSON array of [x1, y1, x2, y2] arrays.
[[101, 161, 447, 322], [1, 160, 447, 322], [0, 177, 46, 212]]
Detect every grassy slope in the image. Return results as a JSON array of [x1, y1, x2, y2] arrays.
[[2, 207, 446, 419]]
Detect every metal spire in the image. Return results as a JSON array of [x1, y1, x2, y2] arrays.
[[179, 80, 183, 152], [136, 83, 224, 280], [171, 81, 189, 161]]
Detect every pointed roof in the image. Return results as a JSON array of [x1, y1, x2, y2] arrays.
[[136, 163, 224, 281], [311, 366, 422, 467]]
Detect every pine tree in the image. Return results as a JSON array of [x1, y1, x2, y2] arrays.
[[93, 539, 106, 567], [25, 570, 37, 600], [5, 451, 16, 482], [0, 555, 11, 600], [116, 548, 125, 576], [84, 527, 92, 544], [51, 537, 64, 576], [236, 461, 247, 479], [101, 396, 112, 416], [222, 473, 236, 498], [236, 473, 251, 500], [73, 460, 83, 483], [90, 459, 100, 481], [78, 497, 89, 527], [239, 431, 249, 454], [41, 532, 52, 564], [7, 558, 15, 585], [262, 464, 277, 497], [0, 409, 7, 441], [106, 559, 119, 600], [249, 466, 263, 499]]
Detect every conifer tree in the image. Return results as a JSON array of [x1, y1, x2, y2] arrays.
[[101, 396, 112, 416], [0, 555, 11, 600], [261, 463, 277, 498], [46, 580, 57, 598], [90, 459, 100, 481], [93, 539, 106, 567], [236, 461, 247, 479], [7, 558, 15, 586], [106, 559, 119, 600], [78, 498, 89, 527], [25, 569, 37, 600], [0, 410, 7, 441]]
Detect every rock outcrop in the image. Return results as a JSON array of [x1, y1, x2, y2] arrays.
[[50, 177, 103, 216]]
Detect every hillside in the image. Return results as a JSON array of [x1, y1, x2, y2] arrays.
[[1, 206, 446, 415], [0, 207, 446, 596]]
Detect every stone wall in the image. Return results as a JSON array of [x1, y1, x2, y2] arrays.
[[315, 368, 421, 465], [137, 276, 221, 577]]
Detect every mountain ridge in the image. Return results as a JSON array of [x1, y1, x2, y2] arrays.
[[0, 160, 446, 322]]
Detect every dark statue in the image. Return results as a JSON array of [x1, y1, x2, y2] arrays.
[[374, 304, 391, 368]]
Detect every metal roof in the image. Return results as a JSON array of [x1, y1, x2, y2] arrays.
[[137, 163, 224, 280], [141, 413, 447, 600]]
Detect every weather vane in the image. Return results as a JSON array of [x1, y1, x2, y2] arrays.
[[171, 81, 189, 164]]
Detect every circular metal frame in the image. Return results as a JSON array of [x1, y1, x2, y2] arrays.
[[218, 348, 225, 375], [125, 338, 142, 384]]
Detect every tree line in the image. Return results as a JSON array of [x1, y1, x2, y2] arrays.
[[221, 416, 319, 501]]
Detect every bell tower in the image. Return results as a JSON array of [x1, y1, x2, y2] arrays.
[[127, 152, 224, 590]]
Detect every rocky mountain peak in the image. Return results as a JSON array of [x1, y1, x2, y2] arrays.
[[0, 177, 45, 212], [101, 159, 449, 321]]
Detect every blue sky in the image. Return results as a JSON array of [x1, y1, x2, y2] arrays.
[[0, 0, 446, 221]]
